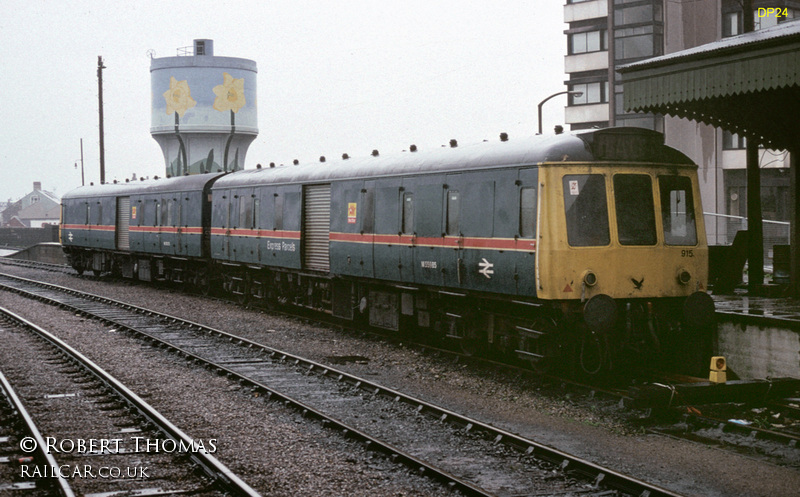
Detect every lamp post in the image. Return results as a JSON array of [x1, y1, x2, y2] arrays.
[[74, 138, 85, 186], [537, 90, 583, 135]]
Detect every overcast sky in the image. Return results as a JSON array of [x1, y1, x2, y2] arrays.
[[0, 1, 566, 202]]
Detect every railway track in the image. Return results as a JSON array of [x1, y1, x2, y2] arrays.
[[0, 271, 683, 497], [645, 401, 800, 467], [0, 369, 71, 496], [4, 259, 800, 469], [0, 305, 260, 496]]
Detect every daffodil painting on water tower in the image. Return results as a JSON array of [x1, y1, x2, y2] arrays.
[[150, 39, 258, 177]]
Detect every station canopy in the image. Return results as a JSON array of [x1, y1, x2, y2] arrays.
[[617, 19, 800, 151]]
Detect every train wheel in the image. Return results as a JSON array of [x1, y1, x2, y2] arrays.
[[459, 333, 484, 357], [196, 270, 212, 296], [442, 309, 484, 356]]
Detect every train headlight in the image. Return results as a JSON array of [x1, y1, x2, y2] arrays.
[[583, 270, 597, 287], [677, 268, 691, 285]]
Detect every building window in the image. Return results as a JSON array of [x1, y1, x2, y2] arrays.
[[724, 8, 797, 36], [569, 30, 607, 54], [723, 130, 746, 150], [570, 81, 609, 105], [615, 34, 658, 60], [754, 8, 797, 29], [723, 11, 741, 37], [614, 4, 654, 25]]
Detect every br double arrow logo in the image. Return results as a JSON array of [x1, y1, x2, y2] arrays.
[[478, 258, 494, 279]]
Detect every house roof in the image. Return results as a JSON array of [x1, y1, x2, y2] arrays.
[[17, 201, 59, 220]]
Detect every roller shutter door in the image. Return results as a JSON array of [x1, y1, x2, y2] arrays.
[[116, 196, 130, 250], [303, 184, 331, 271]]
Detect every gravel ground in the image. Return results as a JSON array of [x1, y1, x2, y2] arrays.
[[2, 265, 800, 496]]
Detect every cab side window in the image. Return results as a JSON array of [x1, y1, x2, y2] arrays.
[[659, 176, 697, 245], [519, 187, 537, 238]]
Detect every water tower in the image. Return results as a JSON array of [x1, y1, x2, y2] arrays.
[[150, 39, 258, 176]]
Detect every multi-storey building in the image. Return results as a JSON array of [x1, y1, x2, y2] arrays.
[[564, 0, 799, 256]]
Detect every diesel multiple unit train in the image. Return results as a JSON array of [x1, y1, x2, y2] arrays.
[[60, 127, 715, 375]]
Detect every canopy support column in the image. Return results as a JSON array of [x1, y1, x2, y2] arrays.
[[746, 141, 763, 293]]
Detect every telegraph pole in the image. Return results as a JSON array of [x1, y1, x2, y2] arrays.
[[97, 56, 106, 185]]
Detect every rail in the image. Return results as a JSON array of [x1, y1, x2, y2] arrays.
[[0, 304, 262, 497]]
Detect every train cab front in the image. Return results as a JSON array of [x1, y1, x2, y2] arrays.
[[536, 163, 715, 376]]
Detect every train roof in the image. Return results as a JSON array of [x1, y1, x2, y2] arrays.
[[61, 172, 227, 200], [214, 127, 694, 189], [60, 128, 695, 200]]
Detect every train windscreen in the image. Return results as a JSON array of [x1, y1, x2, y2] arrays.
[[563, 174, 610, 247], [613, 174, 657, 246]]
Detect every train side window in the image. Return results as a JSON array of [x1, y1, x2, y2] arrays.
[[96, 203, 102, 225], [614, 174, 656, 245], [446, 191, 460, 235], [253, 199, 260, 229], [86, 204, 91, 225], [659, 176, 697, 245], [274, 194, 284, 230], [361, 189, 374, 234], [138, 203, 145, 226], [519, 187, 537, 238], [167, 200, 174, 227], [563, 174, 610, 247], [155, 201, 161, 227], [161, 200, 169, 227], [238, 196, 247, 229], [402, 193, 414, 235]]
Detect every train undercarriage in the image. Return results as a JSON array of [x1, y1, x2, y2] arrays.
[[63, 247, 714, 378]]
